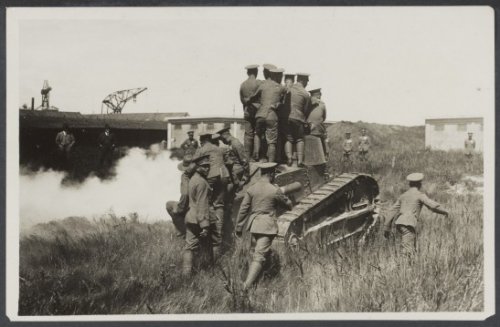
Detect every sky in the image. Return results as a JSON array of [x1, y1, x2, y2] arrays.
[[12, 7, 494, 126]]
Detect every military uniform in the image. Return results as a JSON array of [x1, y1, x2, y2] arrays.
[[180, 137, 199, 156], [250, 77, 286, 162], [307, 88, 328, 159], [358, 134, 370, 160], [464, 135, 476, 172], [384, 173, 447, 256], [55, 128, 75, 170], [224, 135, 250, 185], [98, 127, 116, 170], [183, 164, 221, 275], [235, 163, 292, 288], [240, 65, 262, 159]]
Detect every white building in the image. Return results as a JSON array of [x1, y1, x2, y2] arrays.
[[425, 117, 483, 152]]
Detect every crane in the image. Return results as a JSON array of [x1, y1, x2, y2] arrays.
[[101, 87, 148, 114], [36, 80, 59, 110]]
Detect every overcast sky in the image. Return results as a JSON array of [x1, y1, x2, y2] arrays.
[[12, 7, 494, 126]]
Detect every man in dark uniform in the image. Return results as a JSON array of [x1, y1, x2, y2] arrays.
[[240, 64, 262, 160], [248, 68, 287, 163], [98, 124, 116, 171], [464, 132, 476, 172], [384, 173, 449, 256], [182, 154, 221, 276], [307, 88, 329, 160], [193, 133, 230, 259], [180, 131, 199, 156], [235, 162, 293, 290], [55, 123, 76, 170], [166, 154, 195, 238], [285, 73, 311, 167]]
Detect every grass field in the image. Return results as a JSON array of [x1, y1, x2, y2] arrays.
[[19, 122, 484, 314]]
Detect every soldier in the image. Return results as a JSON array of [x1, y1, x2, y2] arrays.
[[262, 63, 277, 81], [240, 64, 262, 160], [342, 131, 354, 172], [248, 68, 287, 163], [284, 73, 295, 90], [166, 154, 195, 238], [383, 173, 449, 256], [182, 154, 221, 276], [307, 88, 329, 160], [180, 131, 199, 156], [235, 162, 293, 290], [55, 123, 75, 170], [277, 73, 295, 163], [358, 128, 370, 161], [464, 132, 476, 172], [285, 73, 311, 167], [98, 124, 116, 171], [217, 127, 250, 189], [193, 133, 230, 258]]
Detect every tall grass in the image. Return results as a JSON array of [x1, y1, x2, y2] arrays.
[[19, 122, 484, 314]]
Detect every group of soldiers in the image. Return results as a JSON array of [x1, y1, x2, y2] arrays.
[[55, 123, 117, 171], [240, 64, 328, 166]]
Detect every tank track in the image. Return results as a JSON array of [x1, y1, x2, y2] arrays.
[[276, 173, 379, 247]]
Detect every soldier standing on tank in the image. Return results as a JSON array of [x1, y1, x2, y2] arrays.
[[285, 73, 311, 167], [240, 65, 262, 160], [55, 123, 76, 170], [464, 132, 476, 172], [166, 154, 195, 238], [342, 131, 354, 172], [192, 133, 230, 259], [235, 162, 293, 290], [276, 73, 294, 163], [180, 131, 199, 156], [383, 173, 449, 257], [248, 68, 286, 163], [182, 154, 221, 276], [307, 88, 329, 160]]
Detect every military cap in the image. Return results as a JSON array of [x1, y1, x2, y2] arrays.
[[257, 162, 278, 173], [309, 88, 322, 95], [192, 154, 210, 166], [199, 133, 212, 142], [269, 68, 285, 74], [284, 73, 295, 79], [245, 64, 259, 70], [216, 127, 231, 135], [296, 72, 310, 78], [177, 154, 193, 172], [345, 131, 351, 134], [187, 130, 194, 135], [406, 173, 424, 182], [263, 63, 277, 70]]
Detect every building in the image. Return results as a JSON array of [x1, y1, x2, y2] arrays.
[[167, 116, 245, 149], [425, 117, 483, 152]]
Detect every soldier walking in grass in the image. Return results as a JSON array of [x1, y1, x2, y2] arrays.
[[464, 132, 476, 173], [383, 173, 449, 257], [235, 162, 293, 290], [342, 131, 354, 172], [182, 154, 221, 276]]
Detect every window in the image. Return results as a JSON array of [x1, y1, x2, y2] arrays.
[[457, 123, 466, 132], [434, 124, 444, 132], [206, 122, 215, 130], [174, 124, 182, 130]]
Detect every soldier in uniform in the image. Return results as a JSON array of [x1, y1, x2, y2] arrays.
[[464, 132, 476, 172], [284, 73, 295, 90], [166, 154, 195, 238], [342, 131, 354, 172], [277, 73, 295, 163], [193, 133, 230, 258], [248, 68, 287, 163], [240, 64, 262, 159], [307, 88, 329, 160], [98, 124, 116, 171], [182, 154, 221, 276], [383, 173, 449, 256], [235, 162, 293, 290], [55, 123, 76, 170], [180, 131, 199, 156], [262, 63, 277, 81], [285, 73, 311, 167], [358, 128, 370, 161]]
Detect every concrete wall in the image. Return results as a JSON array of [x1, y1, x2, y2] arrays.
[[168, 120, 245, 149], [425, 118, 483, 152]]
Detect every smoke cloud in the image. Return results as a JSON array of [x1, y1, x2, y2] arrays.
[[20, 144, 181, 230]]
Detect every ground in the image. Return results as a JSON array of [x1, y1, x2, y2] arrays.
[[18, 121, 484, 314]]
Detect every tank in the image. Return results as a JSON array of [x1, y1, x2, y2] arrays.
[[231, 163, 380, 249]]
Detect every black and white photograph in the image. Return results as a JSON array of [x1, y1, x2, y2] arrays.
[[5, 6, 495, 321]]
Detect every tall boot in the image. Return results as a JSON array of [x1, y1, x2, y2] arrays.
[[182, 251, 193, 277], [296, 140, 305, 167], [253, 135, 260, 161], [284, 141, 293, 166], [243, 261, 263, 290], [267, 144, 276, 163]]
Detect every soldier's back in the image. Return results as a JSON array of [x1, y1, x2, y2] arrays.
[[289, 84, 310, 122]]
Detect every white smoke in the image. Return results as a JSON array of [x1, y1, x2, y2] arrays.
[[20, 144, 181, 230]]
